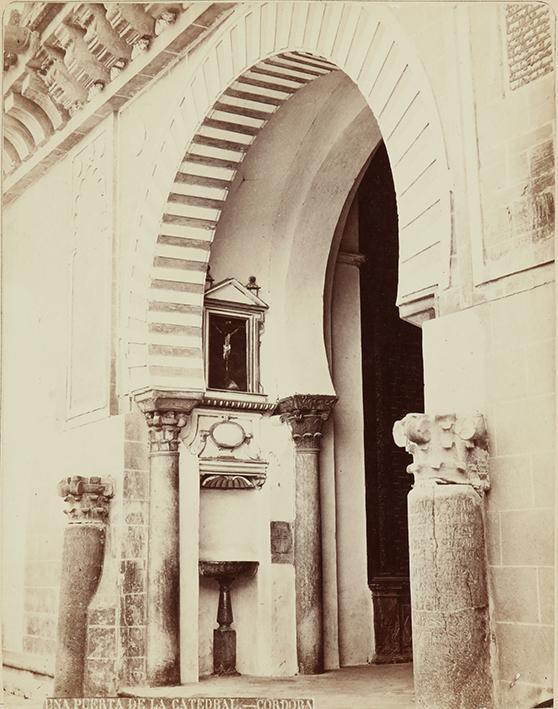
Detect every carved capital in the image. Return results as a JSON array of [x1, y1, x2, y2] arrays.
[[58, 475, 114, 524], [393, 413, 490, 491], [144, 410, 188, 453], [276, 394, 337, 451]]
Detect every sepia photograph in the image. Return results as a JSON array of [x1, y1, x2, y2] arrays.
[[0, 1, 556, 708]]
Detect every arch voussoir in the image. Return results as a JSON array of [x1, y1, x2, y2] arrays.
[[127, 1, 451, 396]]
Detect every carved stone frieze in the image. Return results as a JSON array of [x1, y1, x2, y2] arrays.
[[58, 475, 114, 523], [144, 410, 188, 453], [275, 394, 337, 451], [392, 413, 490, 491]]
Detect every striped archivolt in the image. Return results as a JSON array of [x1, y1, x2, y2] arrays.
[[127, 2, 451, 395]]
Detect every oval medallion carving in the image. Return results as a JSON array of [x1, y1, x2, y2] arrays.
[[210, 420, 246, 449]]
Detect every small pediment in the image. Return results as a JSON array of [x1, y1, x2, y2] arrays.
[[204, 278, 268, 310]]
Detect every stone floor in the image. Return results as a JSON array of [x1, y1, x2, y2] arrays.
[[3, 664, 415, 709]]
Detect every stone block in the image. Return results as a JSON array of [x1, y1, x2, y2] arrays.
[[24, 587, 57, 614], [538, 567, 554, 625], [23, 635, 54, 656], [526, 394, 555, 453], [121, 560, 146, 594], [487, 455, 532, 510], [120, 656, 146, 686], [88, 607, 116, 627], [121, 626, 146, 658], [532, 451, 555, 508], [84, 658, 118, 696], [124, 411, 147, 442], [490, 283, 554, 347], [87, 627, 117, 660], [526, 338, 555, 395], [123, 470, 148, 500], [491, 566, 539, 623], [24, 612, 56, 639], [486, 347, 527, 402], [124, 500, 148, 526], [501, 509, 553, 566], [485, 509, 501, 566], [496, 622, 553, 687], [124, 440, 149, 472], [122, 525, 147, 560], [493, 399, 535, 457], [122, 593, 146, 627]]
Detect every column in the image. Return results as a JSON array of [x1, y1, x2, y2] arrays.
[[276, 394, 337, 675], [393, 413, 494, 709], [54, 476, 114, 697], [143, 409, 187, 685]]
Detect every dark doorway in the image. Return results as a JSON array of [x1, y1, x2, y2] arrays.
[[359, 142, 424, 663]]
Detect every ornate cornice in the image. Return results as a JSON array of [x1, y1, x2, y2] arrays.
[[275, 394, 337, 452], [58, 475, 114, 524], [2, 3, 236, 198], [392, 413, 490, 492], [144, 410, 189, 454]]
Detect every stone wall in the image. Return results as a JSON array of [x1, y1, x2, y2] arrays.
[[423, 282, 555, 708]]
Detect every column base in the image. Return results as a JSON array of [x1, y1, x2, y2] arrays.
[[213, 628, 238, 676]]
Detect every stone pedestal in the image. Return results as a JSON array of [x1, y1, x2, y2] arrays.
[[54, 476, 113, 697], [277, 394, 336, 675], [143, 409, 188, 686], [199, 560, 259, 675], [393, 413, 494, 709]]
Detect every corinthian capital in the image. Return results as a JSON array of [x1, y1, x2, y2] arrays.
[[144, 410, 188, 453], [276, 394, 337, 451], [58, 476, 114, 524], [393, 413, 489, 491]]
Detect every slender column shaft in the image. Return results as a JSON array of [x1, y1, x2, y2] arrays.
[[294, 448, 323, 674], [54, 476, 113, 697], [276, 394, 336, 675], [144, 410, 187, 685]]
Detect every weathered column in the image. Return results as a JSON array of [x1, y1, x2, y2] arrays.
[[142, 408, 188, 685], [393, 413, 494, 709], [54, 476, 114, 697], [276, 394, 337, 675]]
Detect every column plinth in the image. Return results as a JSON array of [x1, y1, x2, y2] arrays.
[[393, 413, 494, 709], [276, 394, 337, 675], [54, 476, 113, 697]]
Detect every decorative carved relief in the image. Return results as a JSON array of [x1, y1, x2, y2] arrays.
[[275, 395, 337, 451], [58, 476, 114, 524], [392, 413, 490, 491], [3, 9, 39, 70], [144, 410, 188, 453], [184, 409, 268, 489]]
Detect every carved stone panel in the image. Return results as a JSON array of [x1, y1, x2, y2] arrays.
[[270, 521, 294, 564], [184, 408, 268, 489], [67, 128, 113, 424]]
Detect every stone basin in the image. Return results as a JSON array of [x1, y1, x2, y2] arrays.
[[199, 560, 259, 580]]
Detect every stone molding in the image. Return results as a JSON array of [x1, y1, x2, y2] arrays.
[[392, 413, 490, 491], [276, 394, 337, 452], [58, 475, 114, 524]]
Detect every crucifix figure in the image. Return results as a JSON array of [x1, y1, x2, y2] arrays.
[[209, 316, 247, 391]]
